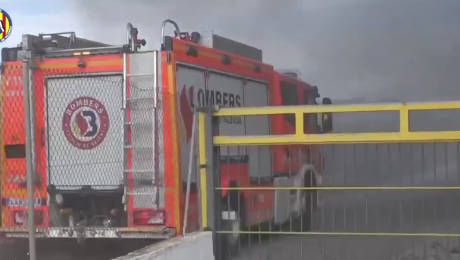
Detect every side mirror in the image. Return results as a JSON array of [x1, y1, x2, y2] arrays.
[[321, 97, 333, 133]]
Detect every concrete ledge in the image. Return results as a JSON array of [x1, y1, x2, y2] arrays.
[[113, 232, 214, 260]]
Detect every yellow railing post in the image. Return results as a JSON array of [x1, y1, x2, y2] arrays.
[[295, 111, 304, 137], [400, 104, 409, 135], [198, 111, 208, 229]]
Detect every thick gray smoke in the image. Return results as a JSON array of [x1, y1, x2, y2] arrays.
[[74, 0, 460, 103]]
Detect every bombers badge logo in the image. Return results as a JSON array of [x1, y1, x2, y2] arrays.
[[62, 97, 109, 149], [0, 9, 12, 42]]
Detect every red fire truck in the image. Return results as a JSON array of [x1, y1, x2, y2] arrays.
[[0, 20, 331, 240]]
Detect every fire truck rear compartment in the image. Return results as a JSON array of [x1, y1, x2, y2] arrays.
[[43, 51, 162, 230]]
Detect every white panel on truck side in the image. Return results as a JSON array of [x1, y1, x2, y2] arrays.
[[176, 65, 206, 182], [175, 65, 271, 182], [176, 67, 248, 178], [46, 74, 123, 189]]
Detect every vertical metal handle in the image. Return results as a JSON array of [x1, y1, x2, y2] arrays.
[[161, 19, 181, 46], [183, 111, 197, 235], [122, 53, 127, 110]]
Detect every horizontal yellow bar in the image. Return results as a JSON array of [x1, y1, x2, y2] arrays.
[[216, 186, 460, 191], [214, 131, 460, 145], [214, 104, 402, 116], [407, 101, 460, 110], [213, 101, 460, 116], [216, 230, 460, 238]]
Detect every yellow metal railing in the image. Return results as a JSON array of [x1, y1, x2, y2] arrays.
[[213, 101, 460, 145], [198, 112, 208, 229], [199, 102, 460, 244]]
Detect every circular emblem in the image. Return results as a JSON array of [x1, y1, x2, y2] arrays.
[[62, 97, 109, 150], [0, 9, 13, 42]]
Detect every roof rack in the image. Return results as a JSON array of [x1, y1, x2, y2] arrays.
[[1, 23, 145, 61]]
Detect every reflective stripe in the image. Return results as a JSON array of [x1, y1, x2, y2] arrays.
[[2, 197, 46, 206]]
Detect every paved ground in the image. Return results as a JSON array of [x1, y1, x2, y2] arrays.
[[229, 234, 460, 260], [0, 238, 158, 260]]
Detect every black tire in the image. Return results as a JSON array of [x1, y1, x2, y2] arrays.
[[302, 171, 316, 231], [221, 192, 245, 258]]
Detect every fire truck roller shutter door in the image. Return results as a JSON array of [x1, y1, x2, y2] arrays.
[[243, 81, 272, 181], [206, 72, 244, 158], [46, 75, 124, 189]]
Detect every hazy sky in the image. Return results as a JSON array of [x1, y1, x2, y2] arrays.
[[2, 0, 460, 102]]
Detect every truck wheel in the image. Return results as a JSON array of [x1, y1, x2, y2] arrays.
[[302, 171, 316, 231], [301, 191, 312, 231], [222, 194, 245, 257]]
